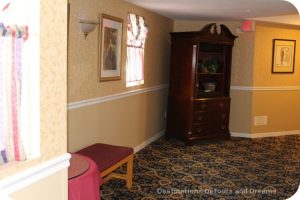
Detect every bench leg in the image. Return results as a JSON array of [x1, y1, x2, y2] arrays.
[[100, 154, 134, 189], [126, 154, 133, 189]]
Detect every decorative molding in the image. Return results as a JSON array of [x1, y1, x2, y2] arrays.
[[0, 153, 71, 197], [68, 84, 169, 110], [230, 86, 254, 91], [230, 86, 300, 91], [134, 130, 165, 153], [231, 130, 300, 138]]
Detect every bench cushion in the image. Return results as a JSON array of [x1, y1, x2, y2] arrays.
[[77, 143, 133, 172]]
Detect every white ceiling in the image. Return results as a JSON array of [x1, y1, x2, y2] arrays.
[[125, 0, 298, 20]]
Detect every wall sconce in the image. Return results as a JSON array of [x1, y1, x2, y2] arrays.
[[79, 19, 99, 39]]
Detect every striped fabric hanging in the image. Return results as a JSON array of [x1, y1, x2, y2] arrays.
[[0, 23, 28, 165]]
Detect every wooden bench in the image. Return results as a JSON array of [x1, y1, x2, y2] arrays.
[[76, 143, 134, 189]]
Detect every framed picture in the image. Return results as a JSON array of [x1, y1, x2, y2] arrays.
[[272, 39, 296, 73], [99, 14, 123, 81]]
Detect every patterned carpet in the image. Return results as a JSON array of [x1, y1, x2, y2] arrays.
[[101, 135, 300, 200]]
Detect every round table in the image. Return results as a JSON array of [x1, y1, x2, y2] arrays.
[[68, 154, 101, 200], [68, 154, 90, 179]]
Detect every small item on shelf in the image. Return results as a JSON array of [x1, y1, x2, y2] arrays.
[[200, 58, 219, 74], [203, 82, 216, 92]]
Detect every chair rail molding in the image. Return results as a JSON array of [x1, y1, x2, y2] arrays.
[[230, 85, 300, 91], [68, 84, 169, 110]]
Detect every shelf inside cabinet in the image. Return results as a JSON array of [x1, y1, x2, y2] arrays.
[[196, 91, 223, 98], [198, 51, 224, 56], [198, 56, 225, 74], [198, 73, 224, 76]]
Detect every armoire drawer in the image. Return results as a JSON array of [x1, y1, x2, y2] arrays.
[[193, 111, 228, 123], [193, 98, 230, 112], [191, 123, 228, 136]]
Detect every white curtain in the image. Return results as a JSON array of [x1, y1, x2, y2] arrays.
[[126, 13, 148, 87], [0, 24, 27, 165]]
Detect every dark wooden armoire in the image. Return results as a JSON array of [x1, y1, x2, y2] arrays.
[[166, 23, 237, 145]]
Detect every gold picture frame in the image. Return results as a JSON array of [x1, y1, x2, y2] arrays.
[[272, 39, 296, 73], [99, 14, 123, 81]]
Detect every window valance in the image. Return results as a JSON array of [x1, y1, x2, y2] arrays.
[[0, 23, 28, 39], [127, 13, 148, 49]]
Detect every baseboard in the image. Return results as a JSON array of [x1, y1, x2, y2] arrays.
[[231, 130, 300, 138], [0, 153, 71, 198], [134, 130, 165, 153]]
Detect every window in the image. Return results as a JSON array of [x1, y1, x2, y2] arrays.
[[0, 0, 40, 165], [126, 13, 148, 87]]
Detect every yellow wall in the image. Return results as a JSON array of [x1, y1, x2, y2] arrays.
[[68, 89, 168, 152], [11, 170, 68, 200], [253, 22, 300, 87], [1, 0, 68, 199], [251, 22, 300, 133], [230, 90, 253, 133], [67, 0, 173, 151], [252, 91, 300, 133]]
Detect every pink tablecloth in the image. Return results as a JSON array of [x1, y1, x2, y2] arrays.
[[68, 154, 102, 200]]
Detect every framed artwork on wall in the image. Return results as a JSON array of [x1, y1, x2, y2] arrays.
[[99, 14, 123, 81], [272, 39, 296, 73]]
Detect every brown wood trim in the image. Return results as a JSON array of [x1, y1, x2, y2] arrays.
[[100, 154, 133, 189]]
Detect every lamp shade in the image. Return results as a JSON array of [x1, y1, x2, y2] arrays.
[[79, 19, 98, 39]]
